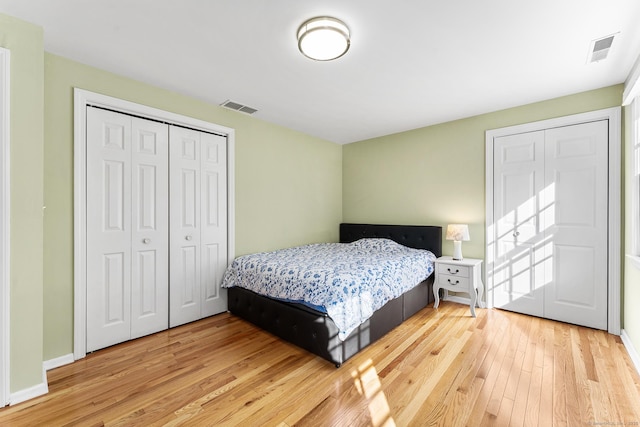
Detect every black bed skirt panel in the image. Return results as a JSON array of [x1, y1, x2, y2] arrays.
[[228, 278, 433, 367]]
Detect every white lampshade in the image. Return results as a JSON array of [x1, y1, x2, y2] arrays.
[[446, 224, 470, 260], [446, 224, 470, 241], [297, 16, 350, 61]]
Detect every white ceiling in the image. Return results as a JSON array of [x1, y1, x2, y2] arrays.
[[2, 0, 640, 144]]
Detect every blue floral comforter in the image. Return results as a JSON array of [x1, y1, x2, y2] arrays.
[[221, 238, 436, 340]]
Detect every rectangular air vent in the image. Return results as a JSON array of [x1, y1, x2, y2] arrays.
[[587, 33, 618, 63], [220, 100, 258, 115]]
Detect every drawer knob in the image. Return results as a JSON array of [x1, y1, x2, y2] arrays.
[[447, 268, 459, 274], [447, 279, 460, 285]]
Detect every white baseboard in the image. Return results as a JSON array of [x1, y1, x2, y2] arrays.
[[9, 365, 48, 406], [8, 354, 74, 406], [43, 353, 74, 371], [621, 329, 640, 377]]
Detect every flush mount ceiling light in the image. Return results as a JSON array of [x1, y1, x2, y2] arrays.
[[297, 16, 350, 61]]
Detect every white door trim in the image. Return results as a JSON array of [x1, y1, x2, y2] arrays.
[[73, 88, 236, 359], [0, 47, 10, 407], [485, 107, 621, 335]]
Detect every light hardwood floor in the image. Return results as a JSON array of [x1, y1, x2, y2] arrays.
[[1, 301, 640, 426]]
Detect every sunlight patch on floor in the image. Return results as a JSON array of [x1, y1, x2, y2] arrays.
[[352, 359, 396, 427]]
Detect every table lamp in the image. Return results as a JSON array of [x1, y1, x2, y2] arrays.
[[446, 224, 470, 260]]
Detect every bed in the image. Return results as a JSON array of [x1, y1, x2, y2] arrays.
[[225, 223, 443, 367]]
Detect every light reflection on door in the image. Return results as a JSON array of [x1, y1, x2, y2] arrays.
[[490, 184, 555, 314]]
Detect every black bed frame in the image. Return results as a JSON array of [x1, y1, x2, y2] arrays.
[[227, 223, 443, 367]]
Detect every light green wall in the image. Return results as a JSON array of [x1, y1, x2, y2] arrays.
[[43, 55, 342, 359], [0, 14, 45, 393], [343, 85, 624, 261], [624, 104, 640, 355]]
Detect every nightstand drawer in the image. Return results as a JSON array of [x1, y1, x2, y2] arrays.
[[437, 264, 470, 278], [438, 274, 470, 289]]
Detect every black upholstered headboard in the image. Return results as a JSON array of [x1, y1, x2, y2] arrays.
[[339, 223, 442, 257]]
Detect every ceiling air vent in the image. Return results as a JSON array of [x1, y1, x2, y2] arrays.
[[587, 33, 617, 63], [220, 100, 258, 115]]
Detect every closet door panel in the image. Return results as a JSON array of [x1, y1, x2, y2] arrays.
[[86, 108, 132, 352], [201, 133, 228, 316], [542, 121, 608, 329], [180, 246, 198, 304], [170, 127, 202, 327], [203, 243, 221, 303], [492, 131, 545, 316], [130, 117, 169, 338]]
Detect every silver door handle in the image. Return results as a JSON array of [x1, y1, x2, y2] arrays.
[[185, 235, 192, 241], [142, 238, 150, 244]]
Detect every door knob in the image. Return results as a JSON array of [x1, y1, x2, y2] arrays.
[[185, 235, 192, 241], [142, 238, 150, 244]]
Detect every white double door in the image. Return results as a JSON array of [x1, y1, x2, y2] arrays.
[[492, 120, 608, 330], [86, 107, 227, 352]]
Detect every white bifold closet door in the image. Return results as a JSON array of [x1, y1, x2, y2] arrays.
[[492, 120, 608, 330], [169, 126, 228, 327], [86, 107, 169, 352]]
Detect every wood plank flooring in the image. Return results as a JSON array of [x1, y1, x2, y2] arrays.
[[1, 301, 639, 426]]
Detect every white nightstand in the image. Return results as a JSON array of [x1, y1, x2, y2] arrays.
[[433, 256, 485, 317]]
